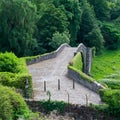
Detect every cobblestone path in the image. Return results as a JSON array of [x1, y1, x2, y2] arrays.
[[28, 47, 101, 105]]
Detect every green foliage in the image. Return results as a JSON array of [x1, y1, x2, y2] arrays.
[[91, 49, 120, 80], [39, 100, 67, 113], [68, 52, 94, 82], [69, 52, 83, 71], [50, 31, 70, 49], [78, 1, 104, 53], [0, 0, 38, 56], [0, 85, 30, 120], [68, 66, 95, 83], [101, 22, 120, 50], [88, 0, 110, 20], [89, 103, 109, 112], [0, 72, 32, 97], [0, 52, 33, 97], [0, 52, 19, 73], [99, 89, 120, 117], [46, 91, 51, 101], [53, 0, 82, 46], [100, 79, 120, 89], [110, 0, 120, 20], [36, 3, 68, 53]]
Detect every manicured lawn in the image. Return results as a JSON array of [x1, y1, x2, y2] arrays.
[[91, 49, 120, 81]]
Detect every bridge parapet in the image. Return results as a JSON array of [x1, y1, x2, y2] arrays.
[[27, 43, 70, 65], [76, 43, 92, 75]]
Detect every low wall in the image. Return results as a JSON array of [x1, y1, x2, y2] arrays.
[[67, 68, 105, 93], [27, 43, 70, 65]]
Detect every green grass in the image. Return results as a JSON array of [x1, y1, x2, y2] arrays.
[[69, 52, 83, 71], [68, 66, 95, 83], [68, 53, 95, 83], [91, 49, 120, 81]]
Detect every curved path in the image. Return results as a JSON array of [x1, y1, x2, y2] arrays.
[[28, 47, 101, 105]]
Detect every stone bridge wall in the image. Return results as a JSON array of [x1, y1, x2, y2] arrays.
[[27, 43, 70, 65], [68, 43, 105, 93], [76, 43, 92, 75], [67, 68, 105, 93]]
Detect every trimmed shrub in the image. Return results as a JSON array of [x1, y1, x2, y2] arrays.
[[99, 89, 120, 117], [0, 52, 20, 73], [0, 53, 33, 98], [0, 85, 30, 120], [0, 72, 32, 97]]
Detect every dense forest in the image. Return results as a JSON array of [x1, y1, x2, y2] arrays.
[[0, 0, 120, 57]]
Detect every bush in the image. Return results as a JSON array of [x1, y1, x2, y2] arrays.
[[0, 53, 33, 98], [100, 79, 120, 89], [0, 85, 30, 120], [0, 52, 20, 73], [0, 72, 33, 97], [99, 89, 120, 117], [39, 100, 67, 113]]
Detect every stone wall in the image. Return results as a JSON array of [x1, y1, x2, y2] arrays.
[[67, 68, 105, 93], [76, 43, 92, 75], [27, 43, 70, 65]]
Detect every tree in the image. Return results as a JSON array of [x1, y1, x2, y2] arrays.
[[53, 0, 82, 46], [49, 31, 70, 49], [88, 0, 110, 21], [36, 4, 68, 53], [78, 1, 104, 53], [0, 0, 38, 56], [101, 22, 120, 50]]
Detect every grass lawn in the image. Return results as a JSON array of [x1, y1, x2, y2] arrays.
[[91, 49, 120, 81], [72, 52, 83, 71]]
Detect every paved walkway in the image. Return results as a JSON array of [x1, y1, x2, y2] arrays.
[[28, 47, 101, 105]]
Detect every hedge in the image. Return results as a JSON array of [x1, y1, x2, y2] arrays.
[[0, 85, 30, 120], [0, 72, 32, 97], [99, 89, 120, 117], [0, 52, 33, 97]]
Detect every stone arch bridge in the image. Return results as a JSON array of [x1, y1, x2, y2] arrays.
[[27, 43, 101, 105]]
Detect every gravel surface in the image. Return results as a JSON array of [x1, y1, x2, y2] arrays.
[[28, 47, 101, 105]]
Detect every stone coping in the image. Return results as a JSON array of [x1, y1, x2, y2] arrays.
[[27, 43, 70, 65]]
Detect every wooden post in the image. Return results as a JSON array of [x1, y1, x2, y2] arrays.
[[58, 79, 60, 90], [86, 94, 88, 106], [66, 91, 70, 111], [44, 81, 46, 92], [73, 79, 75, 89]]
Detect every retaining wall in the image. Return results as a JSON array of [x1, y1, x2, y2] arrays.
[[27, 43, 70, 65], [67, 68, 105, 93]]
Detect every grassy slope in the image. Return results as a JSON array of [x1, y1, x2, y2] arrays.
[[91, 49, 120, 81], [68, 53, 95, 83], [72, 52, 83, 71]]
